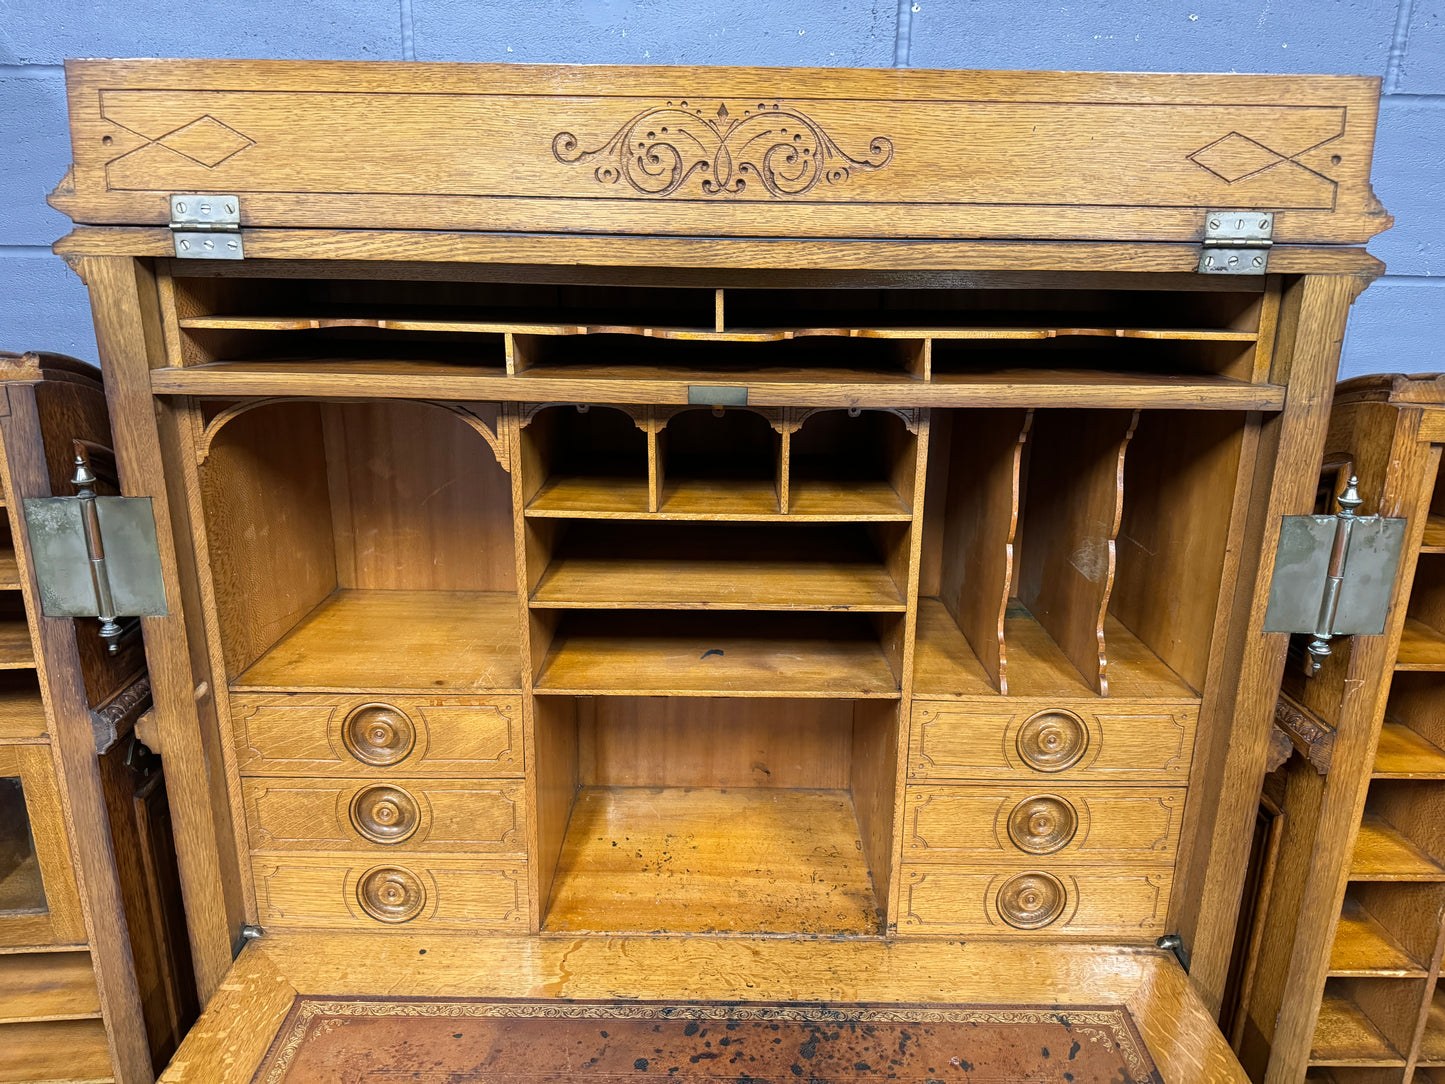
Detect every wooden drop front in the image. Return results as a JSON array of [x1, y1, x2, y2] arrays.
[[49, 58, 1390, 1082]]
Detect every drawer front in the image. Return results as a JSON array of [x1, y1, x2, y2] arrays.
[[909, 701, 1197, 782], [899, 864, 1172, 940], [251, 855, 528, 930], [232, 693, 522, 777], [244, 778, 526, 854], [904, 785, 1185, 863]]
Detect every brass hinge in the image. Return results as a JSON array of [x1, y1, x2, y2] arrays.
[[169, 194, 243, 260], [1263, 476, 1406, 676], [22, 443, 168, 653], [1198, 210, 1273, 275]]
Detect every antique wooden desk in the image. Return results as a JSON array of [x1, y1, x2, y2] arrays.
[[44, 59, 1390, 1081]]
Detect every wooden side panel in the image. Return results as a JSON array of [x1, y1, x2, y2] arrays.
[[1017, 410, 1137, 695], [851, 699, 900, 929], [531, 695, 579, 927], [1172, 274, 1367, 1013], [200, 400, 337, 678], [83, 256, 247, 1001], [54, 61, 1389, 244]]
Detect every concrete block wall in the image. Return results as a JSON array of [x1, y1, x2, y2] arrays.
[[1, 0, 1439, 376]]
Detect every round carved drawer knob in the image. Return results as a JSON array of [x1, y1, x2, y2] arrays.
[[343, 703, 416, 767], [997, 871, 1067, 930], [1007, 795, 1077, 855], [357, 865, 426, 923], [1016, 710, 1089, 772], [350, 784, 421, 845]]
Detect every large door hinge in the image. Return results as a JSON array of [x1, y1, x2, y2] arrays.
[[1198, 210, 1273, 275], [1263, 476, 1406, 675], [22, 444, 168, 653], [170, 194, 243, 260]]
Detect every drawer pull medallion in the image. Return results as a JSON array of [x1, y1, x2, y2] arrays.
[[357, 865, 426, 923], [1017, 710, 1088, 772], [997, 871, 1067, 930], [1007, 795, 1077, 855], [350, 784, 421, 845], [343, 703, 416, 767]]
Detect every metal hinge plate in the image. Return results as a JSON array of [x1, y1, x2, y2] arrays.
[[1198, 210, 1274, 275], [23, 496, 169, 620], [170, 194, 243, 260], [1264, 515, 1405, 637]]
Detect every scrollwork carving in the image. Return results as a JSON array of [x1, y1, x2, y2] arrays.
[[553, 100, 893, 199]]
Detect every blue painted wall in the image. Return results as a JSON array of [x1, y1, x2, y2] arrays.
[[1, 1, 1439, 377]]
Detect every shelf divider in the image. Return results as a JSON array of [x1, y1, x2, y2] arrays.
[[1015, 409, 1139, 695], [937, 409, 1031, 695]]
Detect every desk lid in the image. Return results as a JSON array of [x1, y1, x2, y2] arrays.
[[49, 59, 1390, 246]]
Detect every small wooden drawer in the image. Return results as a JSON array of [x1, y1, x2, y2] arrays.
[[909, 700, 1198, 783], [899, 863, 1173, 940], [251, 855, 528, 930], [231, 692, 522, 777], [904, 784, 1184, 863], [243, 778, 526, 854]]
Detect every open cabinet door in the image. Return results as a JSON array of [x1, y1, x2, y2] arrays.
[[1233, 375, 1445, 1083]]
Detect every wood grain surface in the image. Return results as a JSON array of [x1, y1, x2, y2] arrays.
[[53, 60, 1388, 245]]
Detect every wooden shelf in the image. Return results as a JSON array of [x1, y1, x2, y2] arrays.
[[0, 620, 34, 670], [524, 476, 911, 522], [1349, 814, 1445, 881], [0, 1017, 115, 1082], [0, 683, 46, 742], [530, 525, 905, 612], [1423, 514, 1445, 553], [1417, 990, 1445, 1066], [0, 550, 21, 590], [1328, 897, 1428, 977], [177, 312, 1259, 343], [527, 476, 650, 518], [0, 952, 101, 1024], [148, 360, 1287, 411], [911, 597, 1199, 700], [233, 589, 522, 692], [534, 612, 899, 698], [1394, 618, 1445, 671], [544, 786, 880, 935], [1373, 722, 1445, 778], [1309, 991, 1406, 1066]]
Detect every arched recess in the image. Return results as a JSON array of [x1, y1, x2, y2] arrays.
[[196, 398, 509, 472], [197, 397, 517, 682]]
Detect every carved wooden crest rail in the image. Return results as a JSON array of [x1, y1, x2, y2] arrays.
[[49, 59, 1389, 243]]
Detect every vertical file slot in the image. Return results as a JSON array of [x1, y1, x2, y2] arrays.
[[1016, 409, 1139, 695], [937, 409, 1031, 695]]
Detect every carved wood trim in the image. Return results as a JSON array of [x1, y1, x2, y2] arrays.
[[89, 673, 153, 752], [1273, 692, 1335, 775], [195, 398, 510, 472]]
